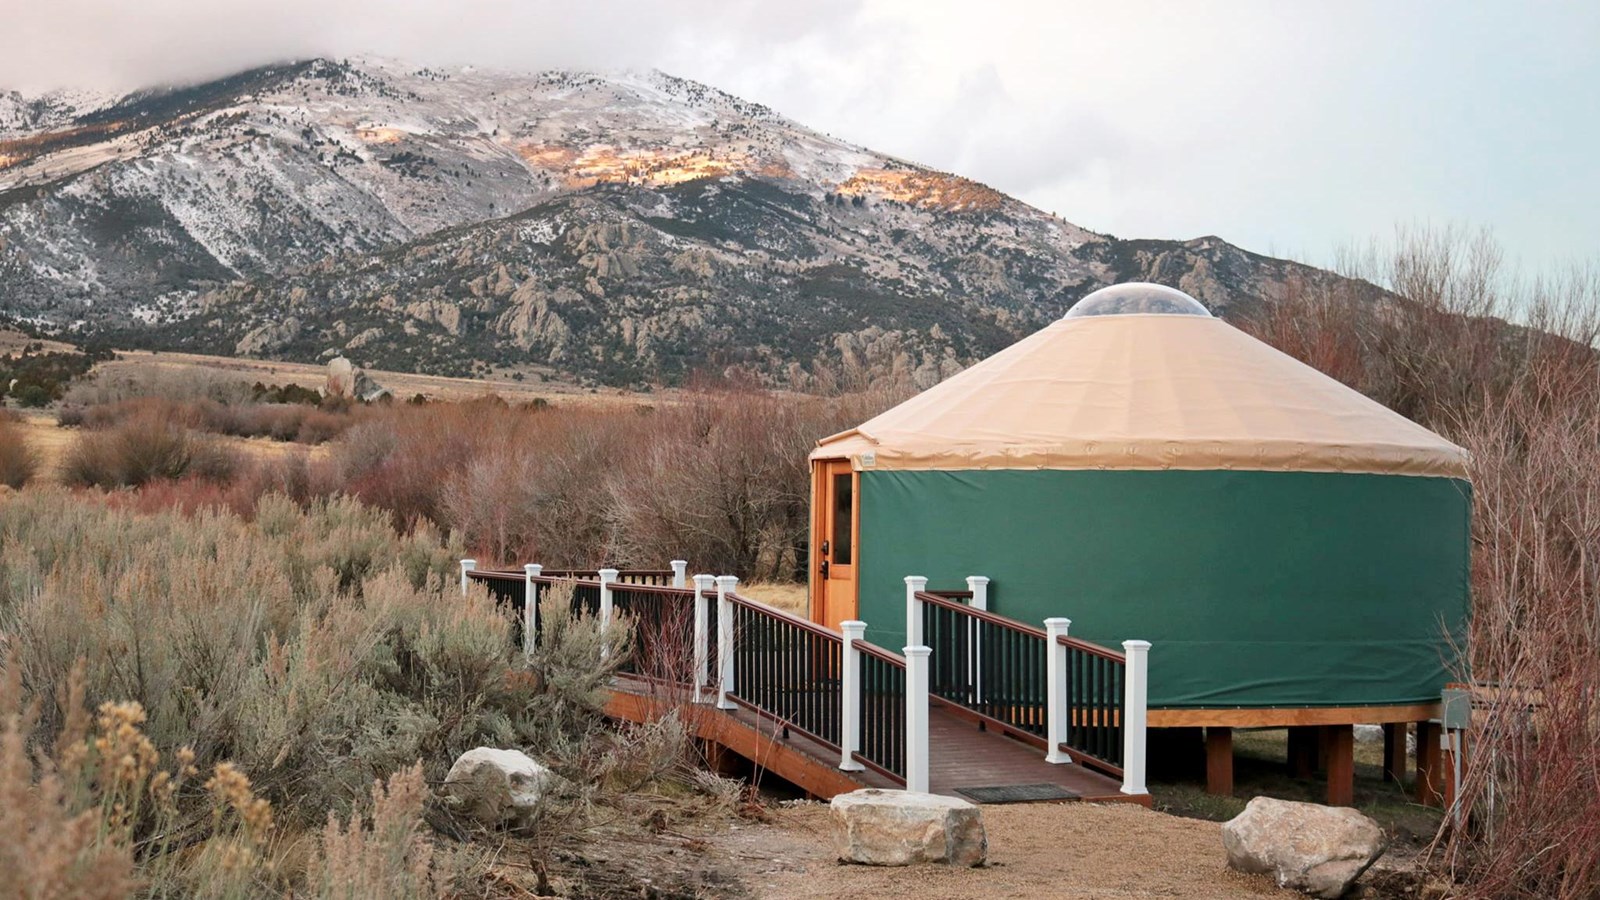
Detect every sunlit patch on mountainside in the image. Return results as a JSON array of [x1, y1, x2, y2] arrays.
[[355, 126, 409, 143], [834, 168, 1006, 211], [517, 142, 765, 188]]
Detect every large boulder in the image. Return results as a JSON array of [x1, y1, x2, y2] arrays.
[[830, 789, 986, 867], [442, 747, 560, 826], [1222, 797, 1386, 898]]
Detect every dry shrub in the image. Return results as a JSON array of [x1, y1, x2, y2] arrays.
[[351, 387, 907, 574], [1240, 225, 1600, 898], [1, 490, 720, 894], [61, 366, 258, 407], [60, 395, 360, 446], [0, 414, 38, 489], [61, 410, 239, 488], [312, 763, 446, 900], [0, 490, 488, 822], [0, 664, 271, 899]]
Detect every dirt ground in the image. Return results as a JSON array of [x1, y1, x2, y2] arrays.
[[708, 801, 1295, 900]]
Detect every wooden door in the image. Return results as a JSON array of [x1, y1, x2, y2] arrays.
[[814, 459, 859, 630]]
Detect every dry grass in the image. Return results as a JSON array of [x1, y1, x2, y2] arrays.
[[88, 348, 659, 407], [738, 582, 810, 616]]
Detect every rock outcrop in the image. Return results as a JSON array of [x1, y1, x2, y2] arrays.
[[441, 747, 560, 826], [1222, 797, 1386, 898], [830, 789, 986, 867]]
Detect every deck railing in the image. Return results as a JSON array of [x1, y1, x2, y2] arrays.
[[909, 579, 1149, 795], [724, 592, 844, 752], [461, 560, 690, 667], [856, 640, 911, 783], [463, 559, 1156, 798]]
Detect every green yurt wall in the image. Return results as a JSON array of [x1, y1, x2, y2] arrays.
[[854, 467, 1471, 708]]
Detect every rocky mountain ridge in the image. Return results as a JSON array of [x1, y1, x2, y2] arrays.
[[0, 57, 1359, 386]]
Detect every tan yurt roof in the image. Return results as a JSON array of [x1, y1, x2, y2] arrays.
[[812, 284, 1469, 478]]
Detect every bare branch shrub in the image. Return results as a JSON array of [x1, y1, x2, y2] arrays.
[[1240, 226, 1600, 897], [61, 408, 239, 488], [0, 414, 38, 489]]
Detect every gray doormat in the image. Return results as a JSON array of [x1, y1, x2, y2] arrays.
[[955, 783, 1080, 804]]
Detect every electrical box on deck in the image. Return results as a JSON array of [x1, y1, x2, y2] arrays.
[[1441, 687, 1473, 730]]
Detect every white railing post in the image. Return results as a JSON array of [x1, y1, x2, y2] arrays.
[[692, 574, 715, 703], [522, 564, 542, 663], [1044, 618, 1072, 764], [965, 575, 989, 611], [598, 568, 619, 657], [1121, 640, 1152, 796], [715, 575, 739, 709], [905, 644, 931, 793], [670, 560, 687, 588], [839, 620, 867, 772], [904, 575, 928, 648], [966, 575, 989, 704], [459, 559, 476, 596]]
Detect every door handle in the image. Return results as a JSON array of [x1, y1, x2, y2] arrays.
[[820, 560, 830, 579]]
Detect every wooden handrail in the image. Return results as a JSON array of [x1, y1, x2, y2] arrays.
[[726, 592, 843, 644], [855, 639, 906, 666], [469, 569, 701, 597], [916, 590, 1045, 639], [917, 589, 1126, 662], [469, 568, 676, 579], [1057, 633, 1126, 663]]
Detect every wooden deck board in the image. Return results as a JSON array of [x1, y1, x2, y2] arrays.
[[926, 707, 1137, 804]]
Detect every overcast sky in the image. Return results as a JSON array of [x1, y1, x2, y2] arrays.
[[5, 0, 1595, 269]]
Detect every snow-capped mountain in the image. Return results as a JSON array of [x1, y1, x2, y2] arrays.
[[0, 57, 1353, 385]]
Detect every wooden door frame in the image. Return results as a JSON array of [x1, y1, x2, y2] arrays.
[[809, 458, 860, 626]]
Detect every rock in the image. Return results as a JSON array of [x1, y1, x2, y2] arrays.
[[830, 789, 986, 867], [442, 747, 560, 826], [235, 316, 302, 355], [1222, 797, 1385, 898], [1353, 724, 1384, 744], [325, 356, 355, 396]]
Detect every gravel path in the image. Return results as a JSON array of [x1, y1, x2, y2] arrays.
[[718, 801, 1297, 899]]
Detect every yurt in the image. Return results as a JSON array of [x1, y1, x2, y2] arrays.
[[807, 283, 1470, 790]]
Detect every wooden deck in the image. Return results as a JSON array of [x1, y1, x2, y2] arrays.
[[605, 679, 1142, 806]]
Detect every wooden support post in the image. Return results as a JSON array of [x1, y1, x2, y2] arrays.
[[1120, 640, 1151, 797], [1442, 729, 1462, 817], [905, 645, 931, 794], [838, 621, 866, 772], [1205, 726, 1234, 796], [1044, 618, 1072, 764], [691, 574, 715, 703], [522, 563, 542, 663], [1287, 726, 1318, 779], [904, 575, 928, 647], [715, 576, 738, 710], [1382, 722, 1406, 783], [1315, 724, 1331, 773], [1325, 724, 1355, 807], [1416, 720, 1443, 807]]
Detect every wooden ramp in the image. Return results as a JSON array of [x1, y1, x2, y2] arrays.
[[606, 680, 1143, 806]]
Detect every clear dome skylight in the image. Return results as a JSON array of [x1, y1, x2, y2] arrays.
[[1063, 283, 1212, 319]]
